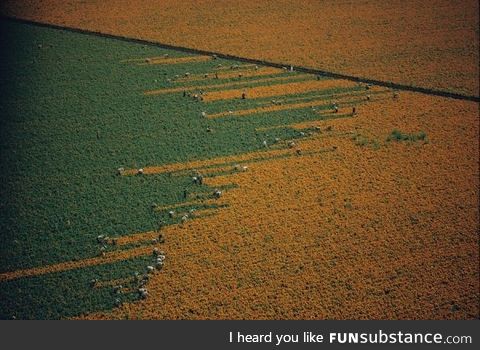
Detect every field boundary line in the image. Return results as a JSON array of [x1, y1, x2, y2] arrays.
[[1, 16, 478, 102]]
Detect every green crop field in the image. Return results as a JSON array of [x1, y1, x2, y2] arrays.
[[0, 19, 375, 319]]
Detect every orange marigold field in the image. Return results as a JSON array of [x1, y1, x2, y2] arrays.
[[3, 1, 477, 320], [78, 93, 479, 320], [1, 0, 478, 96]]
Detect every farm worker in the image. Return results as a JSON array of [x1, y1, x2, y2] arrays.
[[352, 107, 356, 115], [333, 102, 338, 113], [215, 72, 219, 79], [183, 189, 188, 199], [198, 174, 204, 185], [242, 91, 247, 99], [183, 90, 187, 97], [158, 233, 165, 244]]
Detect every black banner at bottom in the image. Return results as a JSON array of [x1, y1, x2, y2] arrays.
[[0, 320, 477, 349]]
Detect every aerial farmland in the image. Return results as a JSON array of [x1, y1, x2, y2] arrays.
[[0, 1, 478, 320]]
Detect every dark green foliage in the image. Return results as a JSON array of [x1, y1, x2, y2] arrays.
[[0, 256, 152, 320], [387, 129, 427, 142]]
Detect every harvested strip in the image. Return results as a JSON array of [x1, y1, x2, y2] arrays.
[[155, 203, 228, 216], [214, 64, 258, 71], [254, 123, 347, 132], [190, 208, 223, 218], [273, 88, 364, 104], [203, 79, 356, 102], [116, 231, 158, 246], [94, 277, 134, 289], [277, 88, 374, 106], [137, 55, 212, 65], [255, 122, 359, 132], [154, 199, 218, 212], [171, 165, 237, 179], [176, 67, 283, 82], [171, 162, 258, 176], [123, 147, 296, 176], [199, 165, 238, 177], [253, 85, 387, 108], [118, 286, 138, 294], [216, 67, 282, 79], [170, 165, 234, 177], [315, 109, 354, 117], [0, 246, 153, 282], [121, 56, 173, 63], [208, 96, 361, 119], [144, 74, 313, 95]]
